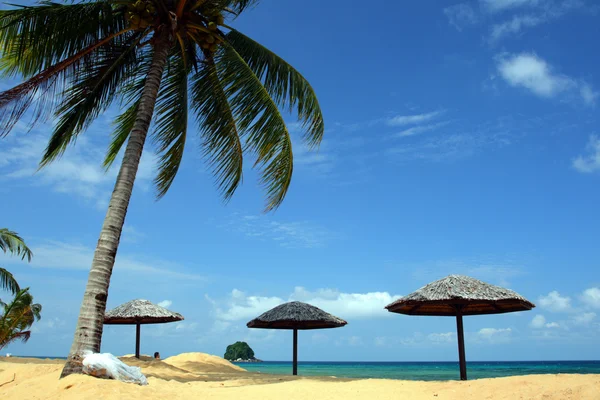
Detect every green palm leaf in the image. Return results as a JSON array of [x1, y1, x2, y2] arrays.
[[217, 42, 293, 211], [152, 47, 189, 198], [0, 288, 41, 350], [225, 29, 324, 147], [0, 1, 126, 77], [0, 268, 19, 295], [191, 56, 243, 200], [0, 228, 32, 261]]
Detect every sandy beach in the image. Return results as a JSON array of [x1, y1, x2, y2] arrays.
[[0, 353, 598, 399]]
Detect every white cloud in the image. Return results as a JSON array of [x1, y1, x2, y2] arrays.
[[496, 53, 594, 105], [444, 3, 479, 31], [530, 315, 560, 329], [157, 300, 173, 309], [2, 240, 204, 281], [490, 14, 544, 41], [386, 111, 444, 127], [481, 0, 539, 13], [497, 53, 574, 98], [581, 287, 600, 308], [210, 287, 402, 324], [0, 132, 157, 209], [580, 84, 599, 106], [395, 121, 450, 138], [489, 1, 586, 41], [210, 290, 283, 322], [290, 287, 402, 319], [530, 315, 546, 328], [335, 336, 363, 347], [478, 327, 512, 343], [427, 332, 455, 344], [538, 291, 572, 312], [573, 136, 600, 174], [572, 312, 596, 325]]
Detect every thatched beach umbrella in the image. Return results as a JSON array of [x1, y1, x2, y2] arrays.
[[247, 301, 347, 375], [104, 299, 184, 359], [385, 275, 535, 381]]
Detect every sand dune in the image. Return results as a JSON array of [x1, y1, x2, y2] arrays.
[[0, 354, 598, 399]]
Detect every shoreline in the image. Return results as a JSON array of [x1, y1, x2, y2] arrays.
[[1, 353, 600, 399]]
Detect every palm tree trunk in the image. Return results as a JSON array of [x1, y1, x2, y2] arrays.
[[60, 30, 172, 378]]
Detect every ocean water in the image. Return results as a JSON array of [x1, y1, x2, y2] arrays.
[[233, 361, 600, 381], [9, 357, 600, 381]]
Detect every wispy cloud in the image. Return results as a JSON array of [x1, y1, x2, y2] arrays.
[[1, 240, 204, 281], [394, 121, 451, 138], [387, 130, 511, 163], [496, 53, 596, 105], [0, 130, 157, 209], [489, 0, 588, 41], [573, 135, 600, 173], [444, 3, 479, 31], [408, 257, 526, 287], [218, 213, 333, 249], [386, 110, 445, 127], [481, 0, 539, 13]]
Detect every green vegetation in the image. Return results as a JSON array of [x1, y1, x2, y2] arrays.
[[0, 229, 40, 351], [0, 0, 323, 377], [1, 228, 33, 295], [0, 288, 42, 351], [224, 341, 255, 361]]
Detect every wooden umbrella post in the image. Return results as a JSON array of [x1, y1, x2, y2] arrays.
[[455, 307, 467, 381], [135, 323, 141, 359], [292, 329, 298, 376]]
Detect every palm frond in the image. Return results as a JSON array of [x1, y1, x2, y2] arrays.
[[104, 100, 140, 169], [191, 56, 243, 200], [103, 49, 154, 169], [152, 46, 189, 198], [217, 42, 293, 211], [0, 228, 32, 261], [0, 27, 132, 138], [0, 268, 20, 295], [221, 0, 258, 15], [41, 31, 143, 166], [0, 1, 126, 77], [225, 29, 324, 147], [0, 288, 41, 350]]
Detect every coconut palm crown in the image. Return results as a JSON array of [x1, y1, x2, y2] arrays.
[[0, 0, 323, 206], [0, 0, 324, 377]]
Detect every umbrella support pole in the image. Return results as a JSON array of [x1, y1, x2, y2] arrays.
[[455, 310, 467, 381], [135, 323, 141, 359], [293, 329, 298, 376]]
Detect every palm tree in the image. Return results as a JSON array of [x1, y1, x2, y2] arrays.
[[0, 288, 42, 351], [0, 228, 33, 296], [0, 0, 324, 376]]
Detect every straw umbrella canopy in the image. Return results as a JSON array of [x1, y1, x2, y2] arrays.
[[104, 299, 184, 358], [247, 301, 347, 375], [385, 275, 535, 381]]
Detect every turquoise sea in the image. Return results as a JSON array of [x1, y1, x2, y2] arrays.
[[11, 357, 600, 381], [233, 361, 600, 381]]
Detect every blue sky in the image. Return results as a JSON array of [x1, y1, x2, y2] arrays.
[[1, 0, 600, 362]]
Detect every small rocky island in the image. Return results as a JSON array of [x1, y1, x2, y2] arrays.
[[224, 341, 262, 363]]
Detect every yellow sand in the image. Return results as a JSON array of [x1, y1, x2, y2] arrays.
[[0, 354, 599, 399]]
